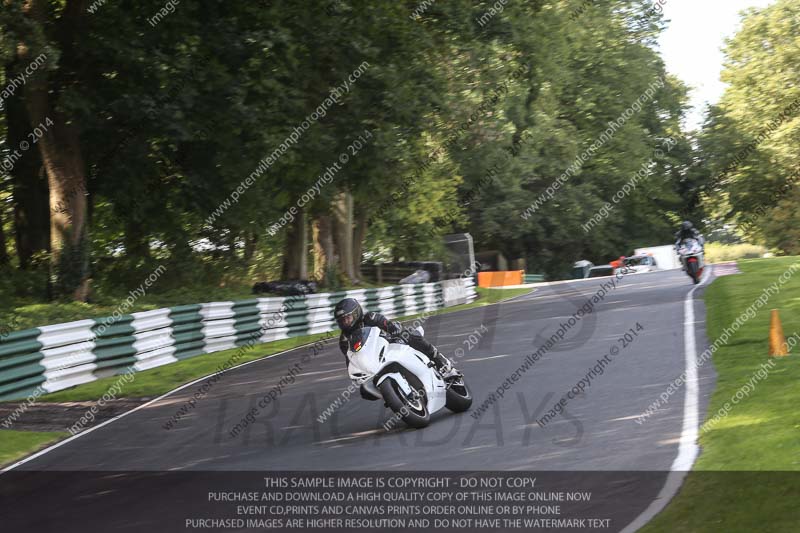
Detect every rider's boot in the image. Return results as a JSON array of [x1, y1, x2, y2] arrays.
[[432, 348, 457, 378]]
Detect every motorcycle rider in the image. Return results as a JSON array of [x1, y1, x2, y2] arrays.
[[334, 298, 456, 376], [674, 220, 704, 249]]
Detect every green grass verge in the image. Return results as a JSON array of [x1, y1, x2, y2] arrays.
[[642, 256, 800, 532], [0, 285, 531, 467], [450, 286, 532, 312], [0, 282, 258, 333], [36, 285, 532, 402], [705, 242, 767, 263], [0, 430, 66, 468]]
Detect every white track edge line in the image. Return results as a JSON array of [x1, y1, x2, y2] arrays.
[[620, 264, 714, 533], [0, 291, 496, 474], [0, 343, 305, 474]]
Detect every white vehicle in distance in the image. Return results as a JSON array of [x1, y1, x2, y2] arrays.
[[621, 254, 659, 274], [587, 265, 615, 278]]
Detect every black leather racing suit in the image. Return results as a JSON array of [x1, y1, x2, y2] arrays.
[[674, 227, 704, 248], [339, 312, 438, 366]]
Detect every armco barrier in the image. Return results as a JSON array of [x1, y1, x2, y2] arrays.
[[0, 279, 476, 401], [524, 274, 545, 283]]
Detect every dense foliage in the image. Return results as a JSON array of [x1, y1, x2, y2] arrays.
[[1, 0, 791, 304], [698, 0, 800, 255]]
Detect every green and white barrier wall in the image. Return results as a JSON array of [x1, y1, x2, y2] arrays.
[[0, 279, 476, 401]]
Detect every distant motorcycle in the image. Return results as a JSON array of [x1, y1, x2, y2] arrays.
[[677, 238, 705, 284], [346, 326, 472, 428]]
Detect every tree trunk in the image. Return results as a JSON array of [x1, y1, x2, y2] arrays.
[[13, 165, 51, 269], [123, 219, 151, 261], [332, 191, 356, 283], [311, 217, 326, 281], [312, 215, 336, 282], [24, 0, 91, 301], [282, 207, 307, 279], [351, 210, 368, 283], [0, 204, 9, 266], [227, 230, 238, 261], [25, 95, 91, 299], [243, 231, 257, 262], [6, 70, 49, 269]]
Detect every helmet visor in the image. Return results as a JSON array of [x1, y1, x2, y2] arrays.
[[336, 309, 358, 330]]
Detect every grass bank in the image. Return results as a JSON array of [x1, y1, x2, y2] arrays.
[[643, 256, 800, 532], [0, 430, 66, 468], [0, 277, 392, 333], [704, 242, 767, 263]]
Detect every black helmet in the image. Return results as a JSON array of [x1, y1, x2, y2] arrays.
[[681, 220, 694, 231], [334, 298, 363, 333]]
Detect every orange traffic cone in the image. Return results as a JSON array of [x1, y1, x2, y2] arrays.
[[769, 309, 789, 357]]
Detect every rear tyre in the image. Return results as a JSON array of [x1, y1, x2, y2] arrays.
[[445, 375, 472, 413], [379, 379, 430, 429]]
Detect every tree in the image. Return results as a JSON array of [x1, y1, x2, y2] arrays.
[[699, 0, 800, 252], [2, 0, 91, 298]]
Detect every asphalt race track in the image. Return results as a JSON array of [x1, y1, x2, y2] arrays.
[[1, 268, 717, 533]]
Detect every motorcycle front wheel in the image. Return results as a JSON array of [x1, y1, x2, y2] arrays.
[[687, 260, 699, 283], [445, 375, 472, 413], [379, 379, 430, 429]]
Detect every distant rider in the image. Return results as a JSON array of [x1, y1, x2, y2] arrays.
[[674, 220, 704, 249], [334, 298, 455, 376]]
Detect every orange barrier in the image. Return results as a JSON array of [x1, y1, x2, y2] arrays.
[[769, 309, 789, 357], [477, 271, 524, 288]]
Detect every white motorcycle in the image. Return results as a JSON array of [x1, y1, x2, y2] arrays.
[[677, 238, 705, 284], [346, 326, 472, 428]]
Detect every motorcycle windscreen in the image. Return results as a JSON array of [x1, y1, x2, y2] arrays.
[[347, 327, 387, 378], [681, 238, 702, 253], [349, 327, 373, 353]]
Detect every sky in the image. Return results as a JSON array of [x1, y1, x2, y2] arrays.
[[657, 0, 776, 131]]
